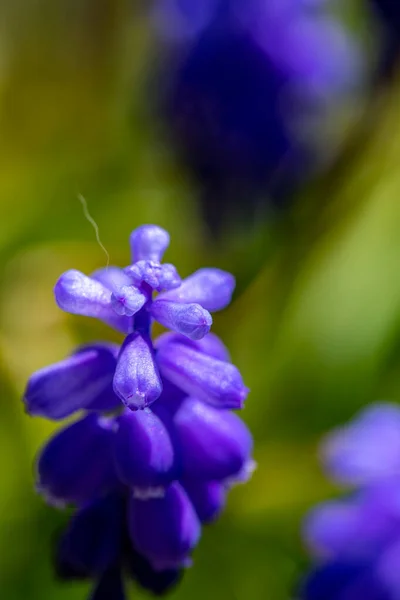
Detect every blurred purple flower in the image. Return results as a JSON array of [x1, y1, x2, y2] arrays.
[[153, 0, 361, 234], [24, 224, 254, 598], [300, 403, 400, 599]]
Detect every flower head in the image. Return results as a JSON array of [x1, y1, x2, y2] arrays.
[[300, 403, 400, 600], [24, 224, 253, 598], [25, 224, 246, 414]]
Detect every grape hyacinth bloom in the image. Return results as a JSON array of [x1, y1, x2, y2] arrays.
[[153, 0, 360, 233], [24, 225, 253, 598], [299, 403, 400, 600]]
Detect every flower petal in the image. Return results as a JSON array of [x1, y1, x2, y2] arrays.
[[157, 341, 248, 409], [114, 407, 179, 490], [173, 396, 252, 480], [24, 343, 120, 420], [111, 285, 147, 317], [129, 482, 201, 570], [125, 261, 181, 291], [182, 480, 226, 523], [36, 415, 117, 505], [322, 403, 400, 486], [58, 494, 123, 576], [305, 487, 399, 560], [300, 561, 377, 600], [130, 225, 170, 262], [150, 299, 212, 340], [113, 333, 162, 410], [127, 546, 183, 595], [156, 331, 230, 361], [93, 267, 148, 317], [91, 267, 132, 291], [54, 269, 131, 333], [304, 501, 368, 559], [158, 268, 235, 311]]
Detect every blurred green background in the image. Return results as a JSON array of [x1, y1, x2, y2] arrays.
[[1, 1, 400, 599]]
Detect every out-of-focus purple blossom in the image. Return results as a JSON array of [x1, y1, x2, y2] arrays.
[[152, 0, 361, 234], [24, 224, 253, 598], [300, 403, 400, 600]]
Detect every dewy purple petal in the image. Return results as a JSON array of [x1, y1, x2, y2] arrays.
[[157, 341, 248, 409], [113, 333, 162, 410], [158, 268, 235, 312], [130, 225, 170, 263], [150, 299, 212, 340], [54, 270, 131, 333], [24, 343, 119, 420]]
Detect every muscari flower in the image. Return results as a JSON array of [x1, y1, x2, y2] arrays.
[[24, 224, 253, 598], [299, 403, 400, 600], [153, 0, 360, 233]]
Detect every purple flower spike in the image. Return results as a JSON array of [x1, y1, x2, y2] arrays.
[[129, 482, 201, 570], [54, 270, 131, 333], [130, 225, 170, 263], [173, 397, 253, 481], [24, 223, 252, 598], [114, 408, 179, 491], [159, 268, 235, 312], [157, 341, 248, 409], [24, 343, 119, 420], [150, 299, 212, 340], [36, 415, 117, 506], [322, 403, 400, 486], [113, 333, 162, 410], [183, 480, 226, 524]]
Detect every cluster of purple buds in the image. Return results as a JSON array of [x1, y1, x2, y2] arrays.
[[300, 403, 400, 600], [24, 225, 253, 598]]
